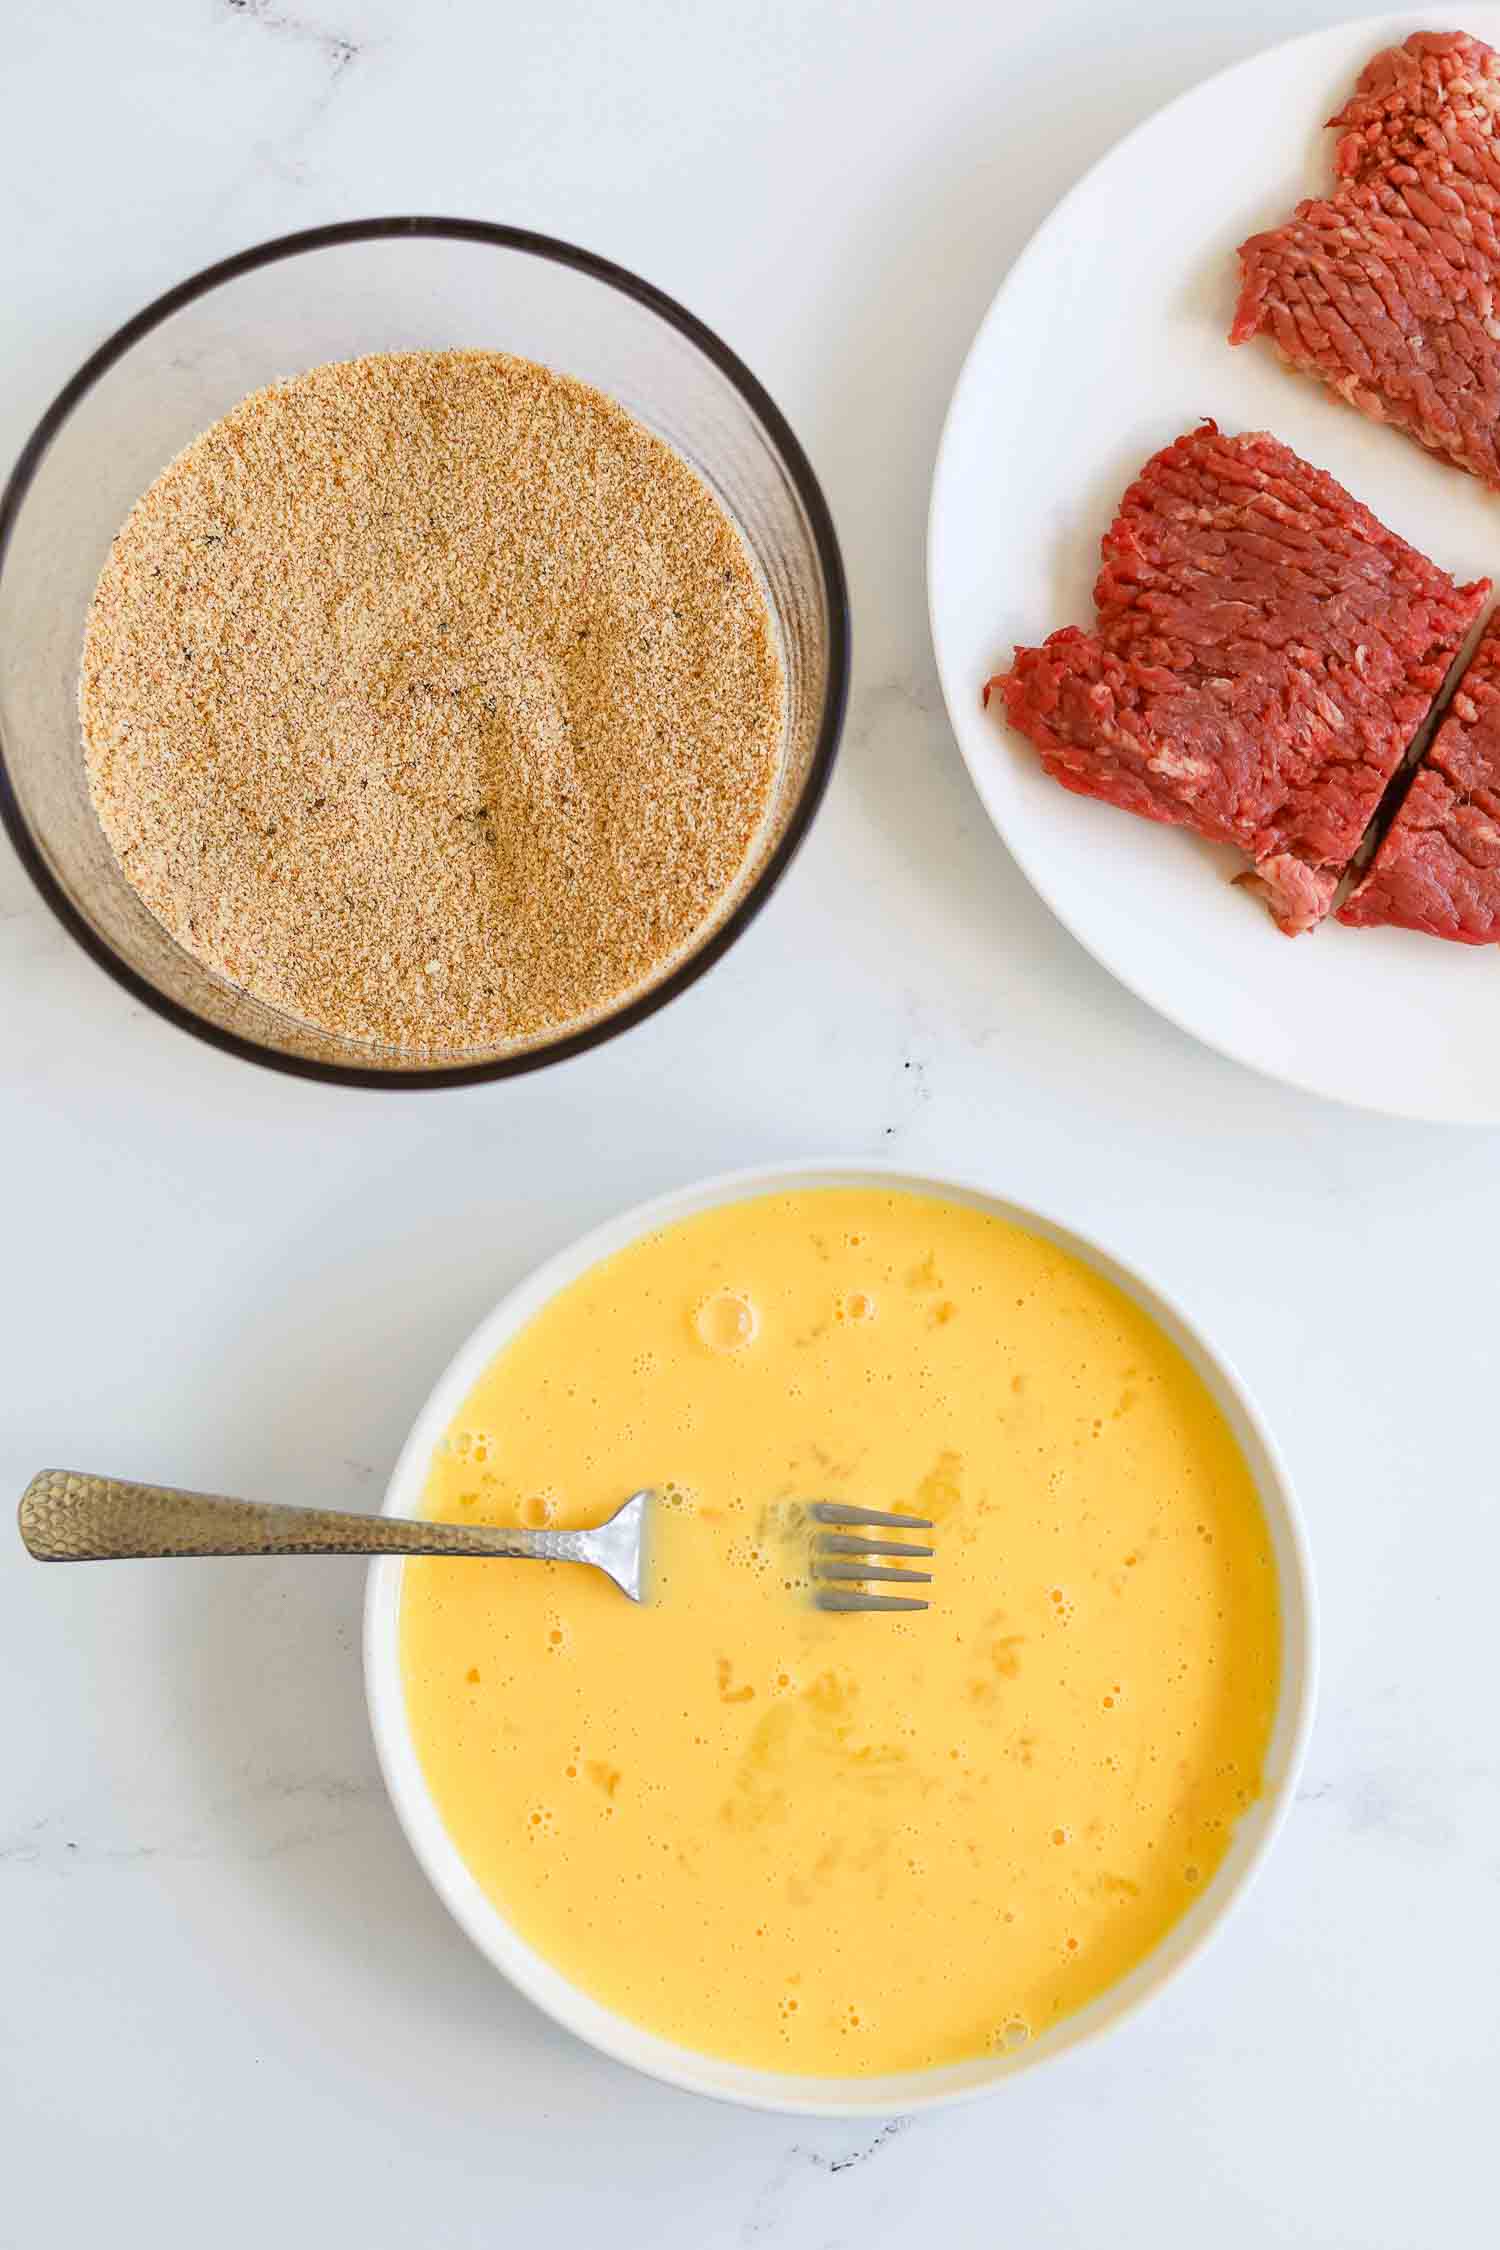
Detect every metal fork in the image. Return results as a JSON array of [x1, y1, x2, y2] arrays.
[[807, 1501, 934, 1612], [18, 1472, 934, 1616]]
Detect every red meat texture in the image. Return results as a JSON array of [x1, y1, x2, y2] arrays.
[[989, 423, 1487, 933], [1232, 30, 1500, 489], [1341, 612, 1500, 940]]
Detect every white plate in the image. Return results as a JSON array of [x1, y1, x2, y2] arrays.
[[929, 9, 1500, 1123], [365, 1159, 1315, 2116]]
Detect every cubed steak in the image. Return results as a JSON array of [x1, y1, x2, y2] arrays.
[[1232, 31, 1500, 490], [1340, 610, 1500, 941], [988, 422, 1487, 933]]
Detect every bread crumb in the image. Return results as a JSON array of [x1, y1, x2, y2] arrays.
[[80, 350, 784, 1052]]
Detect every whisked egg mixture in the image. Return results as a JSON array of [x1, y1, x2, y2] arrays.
[[400, 1189, 1280, 2075]]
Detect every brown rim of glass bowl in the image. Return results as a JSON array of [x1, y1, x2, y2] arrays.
[[0, 216, 851, 1090]]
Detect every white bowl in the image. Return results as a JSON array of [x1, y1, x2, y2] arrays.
[[363, 1160, 1316, 2115]]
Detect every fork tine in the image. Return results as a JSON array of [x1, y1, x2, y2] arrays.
[[816, 1590, 929, 1612], [808, 1502, 933, 1530], [815, 1532, 934, 1559], [805, 1502, 935, 1612], [812, 1560, 933, 1584]]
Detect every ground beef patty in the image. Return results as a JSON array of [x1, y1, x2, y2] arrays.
[[1340, 611, 1500, 941], [1232, 31, 1500, 490], [988, 422, 1486, 933]]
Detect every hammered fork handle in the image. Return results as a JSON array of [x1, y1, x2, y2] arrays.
[[18, 1469, 591, 1565]]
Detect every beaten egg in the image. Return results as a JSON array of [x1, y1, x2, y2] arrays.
[[400, 1189, 1280, 2076]]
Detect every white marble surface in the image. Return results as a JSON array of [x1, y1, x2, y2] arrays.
[[3, 2, 1497, 2242]]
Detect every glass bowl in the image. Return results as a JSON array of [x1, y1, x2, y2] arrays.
[[0, 219, 849, 1087]]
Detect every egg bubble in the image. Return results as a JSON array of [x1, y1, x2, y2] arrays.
[[695, 1291, 758, 1353]]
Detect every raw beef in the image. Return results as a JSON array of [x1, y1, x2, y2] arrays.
[[1340, 608, 1500, 940], [988, 422, 1487, 933], [1232, 31, 1500, 490]]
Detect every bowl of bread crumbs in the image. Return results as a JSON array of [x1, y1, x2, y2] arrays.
[[0, 219, 848, 1085]]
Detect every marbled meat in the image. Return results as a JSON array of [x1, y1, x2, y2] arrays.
[[1232, 31, 1500, 490], [1340, 607, 1500, 940], [988, 422, 1487, 933]]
